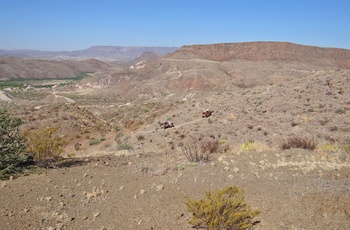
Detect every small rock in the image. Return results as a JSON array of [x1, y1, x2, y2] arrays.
[[156, 184, 164, 191], [8, 211, 15, 217], [45, 197, 52, 202], [254, 172, 260, 179], [233, 167, 240, 173], [140, 189, 146, 194]]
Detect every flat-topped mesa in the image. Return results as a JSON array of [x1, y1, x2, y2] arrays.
[[175, 42, 350, 68]]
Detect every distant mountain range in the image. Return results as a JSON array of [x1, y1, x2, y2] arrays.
[[0, 46, 179, 60]]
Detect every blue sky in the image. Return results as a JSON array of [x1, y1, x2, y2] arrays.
[[1, 0, 349, 51]]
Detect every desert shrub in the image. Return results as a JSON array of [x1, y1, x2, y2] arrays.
[[88, 137, 105, 146], [89, 138, 100, 146], [200, 139, 220, 154], [24, 127, 67, 167], [240, 140, 255, 152], [117, 143, 133, 151], [342, 145, 350, 154], [181, 140, 209, 163], [319, 143, 339, 152], [240, 141, 271, 153], [0, 108, 33, 179], [185, 186, 260, 230], [328, 126, 338, 132], [280, 136, 317, 150], [335, 108, 345, 114], [182, 137, 225, 162], [227, 130, 234, 135], [136, 134, 145, 141]]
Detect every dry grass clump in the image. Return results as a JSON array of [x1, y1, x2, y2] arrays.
[[180, 141, 208, 163], [240, 140, 271, 152], [180, 137, 220, 162], [280, 136, 317, 150], [136, 134, 145, 141]]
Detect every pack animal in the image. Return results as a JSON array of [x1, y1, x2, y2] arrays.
[[158, 121, 174, 129], [202, 110, 214, 118]]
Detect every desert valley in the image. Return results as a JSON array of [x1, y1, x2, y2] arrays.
[[0, 42, 350, 230]]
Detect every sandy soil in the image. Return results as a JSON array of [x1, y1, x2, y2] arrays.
[[1, 145, 349, 230]]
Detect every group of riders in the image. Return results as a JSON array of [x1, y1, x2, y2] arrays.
[[161, 109, 213, 129]]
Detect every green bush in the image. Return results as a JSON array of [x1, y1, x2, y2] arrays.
[[0, 108, 33, 179], [24, 127, 66, 167], [186, 186, 260, 230]]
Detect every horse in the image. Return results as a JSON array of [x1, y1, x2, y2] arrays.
[[202, 110, 214, 118], [158, 121, 174, 129], [74, 142, 82, 151]]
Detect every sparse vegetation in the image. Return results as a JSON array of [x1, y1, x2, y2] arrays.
[[319, 143, 339, 152], [0, 73, 90, 89], [136, 134, 145, 141], [117, 143, 133, 151], [24, 127, 67, 167], [240, 140, 255, 152], [0, 108, 33, 179], [335, 108, 345, 114], [180, 137, 222, 162], [185, 186, 260, 230], [181, 139, 209, 163], [200, 139, 220, 154], [89, 137, 105, 146], [280, 136, 317, 150]]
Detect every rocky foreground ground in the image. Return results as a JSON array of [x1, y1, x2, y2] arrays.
[[1, 147, 349, 230]]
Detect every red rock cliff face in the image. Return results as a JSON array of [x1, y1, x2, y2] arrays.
[[174, 42, 350, 68]]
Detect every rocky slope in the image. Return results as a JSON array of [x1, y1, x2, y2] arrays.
[[107, 42, 350, 96], [0, 57, 111, 80]]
